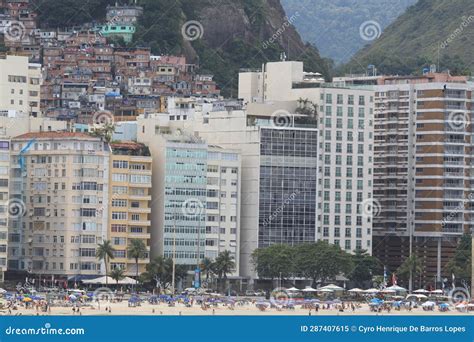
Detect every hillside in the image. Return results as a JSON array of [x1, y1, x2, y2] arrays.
[[281, 0, 416, 63], [32, 0, 332, 97], [343, 0, 474, 76]]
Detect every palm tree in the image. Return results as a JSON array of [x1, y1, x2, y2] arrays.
[[397, 254, 423, 291], [200, 257, 214, 284], [213, 251, 235, 293], [127, 239, 147, 291], [110, 268, 125, 286], [90, 123, 116, 143], [96, 240, 115, 287]]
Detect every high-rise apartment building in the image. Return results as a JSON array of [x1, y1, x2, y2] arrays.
[[0, 138, 10, 282], [108, 142, 152, 277], [0, 55, 41, 117], [239, 61, 375, 256], [370, 74, 474, 285], [8, 132, 110, 282], [174, 106, 320, 281], [205, 146, 241, 274], [137, 117, 242, 281]]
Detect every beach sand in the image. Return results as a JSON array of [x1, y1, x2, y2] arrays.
[[3, 301, 469, 316]]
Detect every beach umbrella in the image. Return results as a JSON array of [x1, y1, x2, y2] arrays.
[[287, 287, 300, 292], [302, 287, 317, 292], [317, 288, 334, 293], [370, 298, 383, 304], [348, 288, 364, 293], [381, 289, 396, 293], [414, 289, 428, 293], [430, 289, 443, 294], [319, 284, 344, 291], [386, 285, 406, 291], [364, 288, 379, 294]]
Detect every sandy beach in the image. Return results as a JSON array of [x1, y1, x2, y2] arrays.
[[3, 300, 470, 316]]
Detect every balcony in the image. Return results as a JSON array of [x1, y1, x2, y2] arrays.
[[127, 220, 151, 226], [129, 207, 151, 214]]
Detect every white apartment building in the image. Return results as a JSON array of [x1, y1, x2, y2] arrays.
[[239, 61, 375, 255], [0, 55, 41, 117], [8, 132, 110, 282], [0, 139, 9, 282], [137, 122, 242, 278], [205, 146, 241, 274]]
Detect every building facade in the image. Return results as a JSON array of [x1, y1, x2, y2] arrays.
[[0, 55, 41, 117], [8, 132, 110, 282], [372, 77, 474, 286], [109, 142, 152, 277]]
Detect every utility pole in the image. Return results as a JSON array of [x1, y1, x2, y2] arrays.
[[171, 213, 176, 295]]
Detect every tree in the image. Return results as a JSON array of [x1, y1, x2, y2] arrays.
[[251, 244, 295, 281], [294, 241, 352, 286], [141, 256, 169, 291], [397, 254, 423, 289], [200, 257, 214, 284], [445, 234, 472, 283], [348, 249, 381, 287], [213, 251, 236, 292], [96, 240, 115, 287], [90, 123, 116, 143], [110, 268, 125, 286], [127, 239, 147, 291]]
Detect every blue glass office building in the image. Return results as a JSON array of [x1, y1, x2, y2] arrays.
[[163, 142, 207, 269]]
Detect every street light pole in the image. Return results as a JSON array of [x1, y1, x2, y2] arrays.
[[172, 215, 176, 295]]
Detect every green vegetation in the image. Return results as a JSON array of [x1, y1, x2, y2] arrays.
[[252, 242, 381, 287], [141, 256, 188, 292], [110, 268, 125, 285], [445, 234, 472, 282], [127, 239, 148, 290], [96, 240, 116, 286], [32, 0, 331, 97], [343, 0, 474, 76], [281, 0, 416, 63], [33, 0, 116, 27]]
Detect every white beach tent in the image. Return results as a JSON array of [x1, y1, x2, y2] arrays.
[[82, 276, 138, 285], [319, 284, 344, 291], [302, 287, 318, 292], [287, 287, 300, 292], [364, 288, 380, 294]]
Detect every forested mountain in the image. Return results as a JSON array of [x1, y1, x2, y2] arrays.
[[32, 0, 332, 96], [281, 0, 416, 63], [343, 0, 474, 76]]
